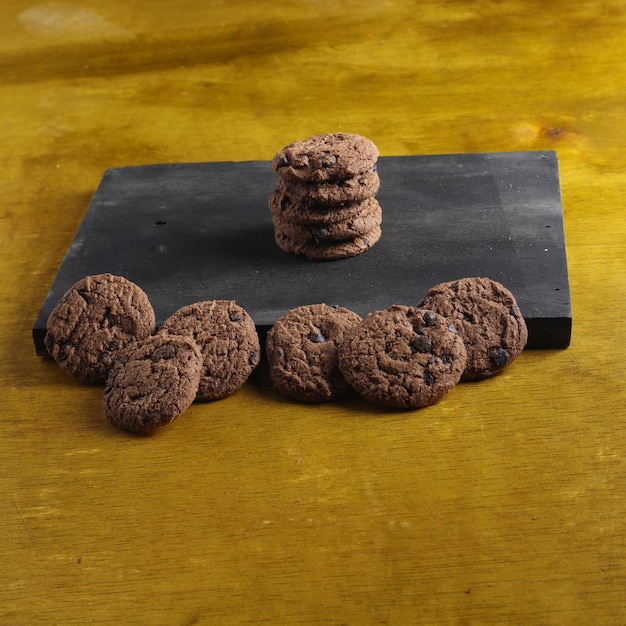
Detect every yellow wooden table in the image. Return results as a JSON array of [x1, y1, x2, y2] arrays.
[[2, 1, 625, 624]]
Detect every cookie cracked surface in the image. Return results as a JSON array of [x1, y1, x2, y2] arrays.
[[272, 132, 379, 182], [44, 273, 156, 384], [417, 277, 528, 380], [338, 305, 467, 409], [102, 334, 202, 434], [157, 300, 260, 401], [266, 303, 363, 403]]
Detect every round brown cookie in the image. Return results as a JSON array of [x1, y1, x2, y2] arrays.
[[338, 305, 467, 409], [266, 303, 363, 403], [272, 199, 382, 243], [274, 224, 382, 261], [269, 190, 378, 226], [157, 300, 260, 401], [44, 273, 156, 384], [275, 169, 380, 206], [102, 334, 202, 434], [272, 133, 379, 182], [417, 277, 528, 380]]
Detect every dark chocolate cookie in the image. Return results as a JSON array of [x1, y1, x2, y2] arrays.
[[266, 303, 363, 403], [157, 300, 260, 400], [417, 277, 528, 380], [275, 169, 380, 206], [274, 224, 382, 261], [338, 305, 467, 409], [102, 334, 202, 434], [44, 273, 156, 384], [272, 133, 379, 182], [272, 199, 382, 243], [269, 190, 378, 226]]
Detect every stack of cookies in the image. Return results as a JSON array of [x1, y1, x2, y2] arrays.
[[270, 132, 382, 260]]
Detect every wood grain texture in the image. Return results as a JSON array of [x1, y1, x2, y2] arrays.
[[1, 1, 626, 624]]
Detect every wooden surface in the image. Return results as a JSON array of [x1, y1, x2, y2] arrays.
[[1, 1, 625, 624]]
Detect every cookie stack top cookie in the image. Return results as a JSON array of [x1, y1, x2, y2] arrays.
[[270, 132, 382, 261], [272, 133, 379, 182]]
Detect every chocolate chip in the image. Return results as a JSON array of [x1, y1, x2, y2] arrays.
[[249, 351, 259, 367], [463, 313, 475, 323], [228, 310, 244, 322], [422, 311, 437, 326], [321, 153, 337, 168], [154, 344, 177, 360], [102, 307, 120, 329], [411, 335, 432, 353], [441, 354, 453, 364], [308, 331, 326, 343], [424, 371, 435, 385], [489, 348, 510, 368], [310, 227, 330, 240], [57, 342, 73, 361], [275, 154, 289, 168], [78, 290, 91, 303], [142, 413, 159, 427]]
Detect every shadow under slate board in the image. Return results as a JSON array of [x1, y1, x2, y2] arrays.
[[33, 151, 572, 354]]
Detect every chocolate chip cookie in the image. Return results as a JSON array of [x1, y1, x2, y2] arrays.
[[269, 190, 378, 226], [275, 169, 380, 206], [157, 300, 260, 401], [272, 198, 382, 242], [103, 333, 202, 434], [417, 277, 528, 380], [272, 132, 379, 182], [274, 224, 382, 261], [44, 273, 156, 384], [338, 305, 467, 409], [266, 303, 363, 403]]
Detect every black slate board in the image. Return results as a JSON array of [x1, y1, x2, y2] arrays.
[[33, 151, 571, 354]]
